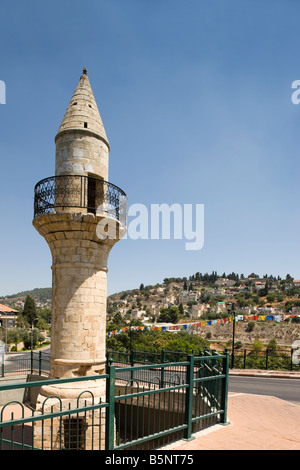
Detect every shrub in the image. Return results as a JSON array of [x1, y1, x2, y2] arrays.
[[291, 316, 300, 323], [267, 338, 278, 351], [246, 321, 255, 332], [252, 339, 264, 353]]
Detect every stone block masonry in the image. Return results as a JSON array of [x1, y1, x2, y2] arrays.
[[33, 211, 122, 379]]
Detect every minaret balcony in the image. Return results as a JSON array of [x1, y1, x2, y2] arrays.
[[33, 175, 127, 227]]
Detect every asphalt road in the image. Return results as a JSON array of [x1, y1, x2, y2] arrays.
[[228, 375, 300, 405]]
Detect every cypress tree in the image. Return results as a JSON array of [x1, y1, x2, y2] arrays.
[[23, 295, 37, 326]]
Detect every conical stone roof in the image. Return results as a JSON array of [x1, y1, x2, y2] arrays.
[[55, 68, 109, 148]]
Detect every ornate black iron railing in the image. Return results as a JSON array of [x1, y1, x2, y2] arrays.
[[33, 175, 127, 226]]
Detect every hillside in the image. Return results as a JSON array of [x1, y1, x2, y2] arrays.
[[197, 321, 300, 347], [0, 287, 52, 309], [107, 273, 300, 347], [1, 271, 299, 346]]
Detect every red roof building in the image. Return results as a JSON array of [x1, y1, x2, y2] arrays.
[[0, 304, 18, 328]]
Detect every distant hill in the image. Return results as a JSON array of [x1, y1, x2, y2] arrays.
[[0, 270, 295, 307], [0, 287, 52, 304]]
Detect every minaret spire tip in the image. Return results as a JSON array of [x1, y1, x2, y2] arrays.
[[83, 67, 87, 75]]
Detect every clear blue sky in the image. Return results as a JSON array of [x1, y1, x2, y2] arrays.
[[0, 0, 299, 296]]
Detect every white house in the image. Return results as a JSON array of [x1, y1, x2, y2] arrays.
[[254, 281, 266, 291], [131, 309, 146, 319]]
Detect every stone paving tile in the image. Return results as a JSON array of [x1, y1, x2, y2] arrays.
[[162, 392, 300, 451]]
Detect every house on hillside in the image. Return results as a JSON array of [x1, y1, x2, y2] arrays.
[[0, 304, 18, 329], [189, 303, 209, 319], [239, 306, 257, 314], [211, 302, 227, 314], [207, 288, 225, 298], [292, 306, 300, 315], [131, 309, 146, 319], [254, 281, 266, 292], [215, 278, 236, 287], [179, 291, 198, 304], [165, 294, 176, 305]]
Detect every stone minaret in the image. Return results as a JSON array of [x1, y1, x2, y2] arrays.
[[33, 68, 126, 401]]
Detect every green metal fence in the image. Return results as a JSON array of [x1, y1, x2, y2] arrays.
[[1, 351, 50, 378], [0, 351, 229, 450], [229, 346, 300, 371], [107, 348, 195, 367], [1, 345, 298, 381], [107, 345, 300, 372]]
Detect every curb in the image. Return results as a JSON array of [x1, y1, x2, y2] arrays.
[[229, 369, 300, 379]]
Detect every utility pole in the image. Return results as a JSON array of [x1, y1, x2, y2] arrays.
[[231, 303, 236, 369]]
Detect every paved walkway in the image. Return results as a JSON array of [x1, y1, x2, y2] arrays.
[[162, 370, 300, 451]]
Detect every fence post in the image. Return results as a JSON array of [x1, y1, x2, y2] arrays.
[[38, 351, 42, 375], [243, 349, 247, 369], [160, 349, 165, 387], [1, 351, 4, 377], [266, 348, 269, 370], [105, 363, 116, 450], [184, 354, 195, 440], [130, 349, 134, 381], [220, 349, 230, 425], [30, 350, 33, 374]]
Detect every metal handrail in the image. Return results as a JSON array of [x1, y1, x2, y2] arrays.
[[33, 174, 127, 225]]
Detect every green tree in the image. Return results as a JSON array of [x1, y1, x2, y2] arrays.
[[106, 336, 126, 351], [168, 307, 180, 323], [113, 312, 124, 326], [106, 330, 209, 354], [275, 292, 284, 302], [36, 317, 48, 330], [266, 293, 276, 303], [38, 308, 51, 325], [6, 328, 23, 345], [22, 296, 37, 326], [158, 306, 180, 324], [22, 328, 44, 349], [178, 303, 184, 317]]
